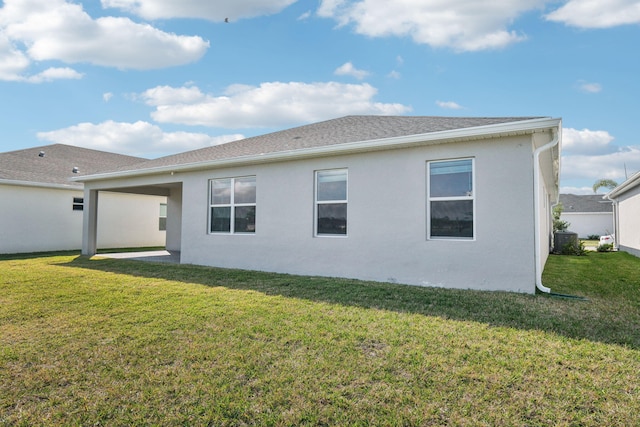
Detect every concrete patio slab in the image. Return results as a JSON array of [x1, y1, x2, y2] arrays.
[[97, 250, 180, 264]]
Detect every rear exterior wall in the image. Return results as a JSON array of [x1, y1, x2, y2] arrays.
[[616, 185, 640, 257], [0, 184, 166, 254], [560, 212, 614, 239], [179, 135, 538, 293], [0, 184, 84, 253]]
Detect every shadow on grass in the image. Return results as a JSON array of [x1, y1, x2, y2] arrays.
[[59, 254, 639, 350], [0, 250, 82, 261]]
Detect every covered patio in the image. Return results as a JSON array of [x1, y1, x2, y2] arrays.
[[97, 250, 181, 264], [80, 180, 183, 258]]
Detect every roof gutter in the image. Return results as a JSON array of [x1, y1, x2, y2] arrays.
[[73, 117, 562, 183], [533, 128, 560, 294], [605, 170, 640, 199], [0, 178, 82, 190]]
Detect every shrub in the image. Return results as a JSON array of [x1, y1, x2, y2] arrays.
[[561, 240, 587, 256], [587, 234, 600, 240], [597, 243, 613, 252], [552, 203, 570, 233], [554, 219, 570, 233]]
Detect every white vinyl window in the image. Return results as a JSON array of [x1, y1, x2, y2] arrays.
[[159, 203, 167, 231], [315, 169, 348, 236], [427, 159, 474, 240], [209, 176, 256, 234]]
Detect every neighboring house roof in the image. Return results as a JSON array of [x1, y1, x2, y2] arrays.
[[606, 170, 640, 199], [559, 194, 613, 213], [0, 144, 146, 189], [76, 115, 558, 181]]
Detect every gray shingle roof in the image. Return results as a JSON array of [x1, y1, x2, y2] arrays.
[[0, 144, 146, 187], [111, 115, 546, 173], [559, 194, 613, 213]]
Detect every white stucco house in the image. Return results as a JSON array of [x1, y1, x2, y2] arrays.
[[0, 144, 167, 254], [559, 194, 614, 238], [76, 115, 562, 294], [606, 170, 640, 257]]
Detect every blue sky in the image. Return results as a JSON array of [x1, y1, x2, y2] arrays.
[[1, 0, 639, 194]]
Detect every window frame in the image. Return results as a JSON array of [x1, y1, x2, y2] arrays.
[[427, 158, 475, 241], [159, 203, 167, 231], [314, 168, 348, 237], [72, 197, 84, 211], [208, 175, 256, 235]]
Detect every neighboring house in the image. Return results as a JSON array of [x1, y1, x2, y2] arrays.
[[0, 144, 167, 254], [76, 115, 562, 294], [605, 170, 640, 257], [559, 194, 614, 238]]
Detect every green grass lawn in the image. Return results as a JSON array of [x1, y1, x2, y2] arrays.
[[1, 252, 639, 426], [580, 239, 599, 250]]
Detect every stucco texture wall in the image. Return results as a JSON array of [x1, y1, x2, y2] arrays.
[[0, 184, 84, 253], [617, 185, 640, 255], [178, 135, 538, 293], [561, 212, 614, 238], [96, 192, 167, 249], [0, 184, 166, 254]]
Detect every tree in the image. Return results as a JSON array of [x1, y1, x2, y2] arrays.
[[592, 179, 618, 193], [553, 202, 570, 233]]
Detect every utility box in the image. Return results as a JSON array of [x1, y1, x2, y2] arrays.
[[554, 231, 578, 254]]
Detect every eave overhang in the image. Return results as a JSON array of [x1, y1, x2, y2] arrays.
[[73, 117, 562, 183], [0, 178, 83, 190], [606, 169, 640, 199]]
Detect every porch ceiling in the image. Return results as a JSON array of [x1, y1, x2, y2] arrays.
[[99, 182, 182, 197]]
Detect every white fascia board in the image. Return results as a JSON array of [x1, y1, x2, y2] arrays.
[[74, 117, 561, 183], [562, 211, 612, 216], [606, 170, 640, 199], [0, 178, 82, 191]]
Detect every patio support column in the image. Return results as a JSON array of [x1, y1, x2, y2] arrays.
[[82, 188, 99, 256]]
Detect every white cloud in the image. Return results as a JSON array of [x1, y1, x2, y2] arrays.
[[334, 62, 370, 80], [141, 85, 207, 105], [317, 0, 545, 51], [436, 100, 463, 110], [298, 10, 312, 20], [26, 67, 83, 83], [577, 81, 602, 93], [103, 92, 114, 102], [546, 0, 640, 28], [102, 0, 298, 21], [141, 82, 412, 128], [561, 146, 640, 185], [387, 56, 404, 79], [558, 185, 595, 195], [562, 127, 616, 155], [0, 0, 209, 80], [0, 32, 84, 82], [0, 32, 31, 81], [37, 120, 244, 158], [560, 128, 640, 192]]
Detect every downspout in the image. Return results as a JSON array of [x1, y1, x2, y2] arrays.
[[603, 193, 618, 250], [533, 129, 559, 294]]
